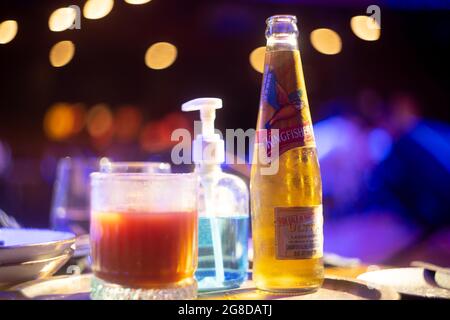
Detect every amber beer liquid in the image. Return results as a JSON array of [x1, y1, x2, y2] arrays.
[[250, 15, 324, 292]]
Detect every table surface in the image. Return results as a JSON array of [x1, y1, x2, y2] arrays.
[[325, 265, 374, 279], [201, 267, 399, 300], [1, 265, 401, 300]]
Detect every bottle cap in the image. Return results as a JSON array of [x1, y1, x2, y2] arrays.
[[182, 98, 225, 165]]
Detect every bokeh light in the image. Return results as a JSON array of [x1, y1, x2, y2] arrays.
[[125, 0, 152, 4], [140, 112, 190, 153], [86, 104, 114, 138], [115, 106, 143, 142], [163, 112, 191, 133], [310, 28, 342, 55], [50, 40, 75, 67], [71, 103, 87, 135], [140, 121, 171, 153], [145, 42, 178, 70], [83, 0, 114, 20], [43, 103, 76, 141], [351, 15, 381, 41], [249, 46, 266, 74], [0, 20, 18, 44], [48, 7, 77, 32], [91, 131, 114, 150]]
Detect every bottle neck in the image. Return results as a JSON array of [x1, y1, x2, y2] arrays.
[[265, 15, 299, 51], [266, 35, 298, 51]]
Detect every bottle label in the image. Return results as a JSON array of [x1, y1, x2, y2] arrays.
[[256, 124, 315, 157], [274, 206, 323, 260], [257, 50, 315, 158]]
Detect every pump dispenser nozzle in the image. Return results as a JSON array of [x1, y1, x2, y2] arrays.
[[182, 98, 221, 136], [182, 98, 225, 166]]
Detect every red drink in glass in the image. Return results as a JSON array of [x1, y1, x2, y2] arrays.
[[91, 210, 197, 288], [89, 165, 198, 300]]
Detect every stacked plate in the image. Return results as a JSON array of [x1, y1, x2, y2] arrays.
[[358, 267, 450, 299], [0, 229, 76, 289]]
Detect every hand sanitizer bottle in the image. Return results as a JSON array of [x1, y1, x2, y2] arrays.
[[182, 98, 249, 292]]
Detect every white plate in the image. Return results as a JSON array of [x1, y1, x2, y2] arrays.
[[73, 234, 90, 258], [0, 253, 72, 289], [358, 267, 450, 299], [0, 229, 76, 265]]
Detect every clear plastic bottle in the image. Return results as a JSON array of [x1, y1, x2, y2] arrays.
[[182, 98, 249, 291]]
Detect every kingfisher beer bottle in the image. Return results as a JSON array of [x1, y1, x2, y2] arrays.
[[250, 15, 324, 292]]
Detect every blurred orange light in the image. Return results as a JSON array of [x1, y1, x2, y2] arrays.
[[351, 15, 381, 41], [0, 20, 18, 44], [139, 121, 170, 153], [91, 132, 114, 150], [115, 106, 143, 142], [86, 104, 114, 138], [145, 42, 177, 70], [249, 46, 266, 74], [163, 112, 191, 133], [83, 0, 114, 20], [125, 0, 152, 4], [310, 28, 342, 55], [71, 103, 87, 135], [44, 103, 75, 141], [48, 7, 77, 32], [139, 112, 190, 153], [50, 40, 75, 67]]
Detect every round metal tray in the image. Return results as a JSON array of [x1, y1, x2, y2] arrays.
[[3, 274, 399, 300]]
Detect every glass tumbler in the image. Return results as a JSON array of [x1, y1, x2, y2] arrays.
[[50, 157, 101, 235], [51, 159, 170, 236], [90, 166, 198, 300]]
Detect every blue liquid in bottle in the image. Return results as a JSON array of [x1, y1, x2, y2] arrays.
[[196, 215, 249, 291]]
